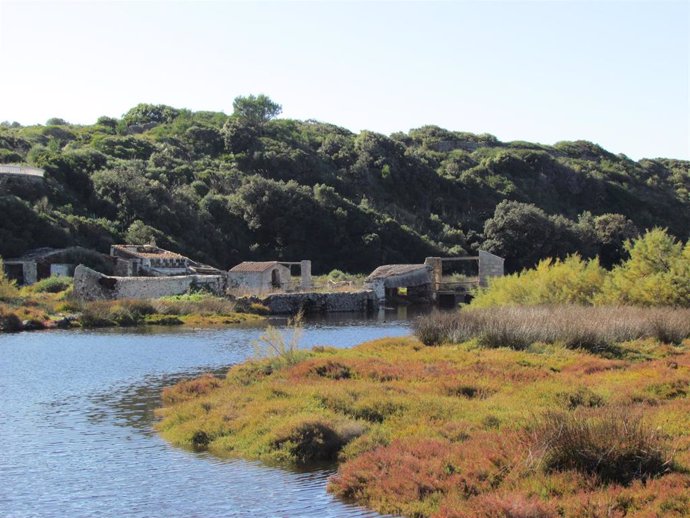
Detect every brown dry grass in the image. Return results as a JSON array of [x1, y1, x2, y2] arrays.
[[414, 306, 690, 353]]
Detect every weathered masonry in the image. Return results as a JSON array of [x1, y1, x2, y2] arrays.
[[227, 260, 312, 296], [364, 264, 433, 304], [262, 290, 377, 314], [111, 244, 221, 277], [73, 265, 225, 300], [3, 248, 78, 285], [364, 251, 504, 305], [425, 251, 504, 306]]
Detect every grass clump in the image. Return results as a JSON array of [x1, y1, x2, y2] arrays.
[[78, 299, 157, 327], [0, 257, 19, 301], [252, 311, 306, 368], [153, 293, 237, 316], [0, 303, 22, 332], [532, 410, 672, 485], [30, 276, 72, 293]]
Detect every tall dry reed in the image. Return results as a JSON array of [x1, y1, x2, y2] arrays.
[[414, 306, 690, 352]]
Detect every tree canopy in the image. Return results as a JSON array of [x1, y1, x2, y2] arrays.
[[0, 97, 687, 273]]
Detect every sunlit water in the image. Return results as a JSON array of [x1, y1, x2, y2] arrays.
[[0, 311, 415, 517]]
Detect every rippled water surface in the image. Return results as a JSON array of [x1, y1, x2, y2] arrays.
[[0, 313, 412, 517]]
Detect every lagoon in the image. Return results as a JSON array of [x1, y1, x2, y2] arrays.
[[0, 313, 413, 517]]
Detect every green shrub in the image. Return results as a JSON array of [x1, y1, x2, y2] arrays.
[[270, 419, 351, 464], [473, 230, 690, 309], [472, 255, 607, 307], [0, 257, 19, 301], [598, 228, 690, 307], [154, 293, 236, 316], [32, 276, 72, 293]]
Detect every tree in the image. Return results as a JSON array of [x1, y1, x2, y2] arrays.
[[482, 201, 561, 272], [222, 118, 258, 154], [232, 94, 282, 127], [125, 220, 165, 245], [46, 118, 68, 126], [122, 104, 180, 127], [593, 213, 639, 267], [599, 228, 688, 306], [184, 125, 224, 157]]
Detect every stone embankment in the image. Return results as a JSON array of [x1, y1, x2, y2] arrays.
[[262, 290, 377, 314]]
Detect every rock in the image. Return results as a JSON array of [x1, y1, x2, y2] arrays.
[[21, 319, 45, 331], [56, 318, 72, 329]]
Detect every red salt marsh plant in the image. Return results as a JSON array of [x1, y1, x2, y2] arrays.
[[156, 335, 690, 517]]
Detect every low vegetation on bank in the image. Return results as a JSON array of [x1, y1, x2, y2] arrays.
[[156, 307, 690, 517], [0, 265, 264, 332]]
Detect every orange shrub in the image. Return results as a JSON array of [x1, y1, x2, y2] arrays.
[[329, 432, 523, 516], [161, 373, 222, 405]]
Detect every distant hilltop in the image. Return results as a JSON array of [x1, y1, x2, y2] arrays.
[[0, 98, 688, 274]]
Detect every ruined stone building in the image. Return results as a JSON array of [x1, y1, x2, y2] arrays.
[[364, 251, 504, 305], [227, 260, 312, 296], [3, 248, 79, 285], [110, 244, 220, 277], [364, 264, 433, 303]]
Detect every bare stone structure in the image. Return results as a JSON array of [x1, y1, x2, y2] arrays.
[[110, 244, 220, 277], [366, 251, 504, 305], [478, 250, 505, 287], [227, 260, 312, 296], [73, 265, 225, 300], [262, 290, 377, 315], [3, 248, 82, 285], [0, 164, 45, 178], [364, 264, 433, 303], [0, 165, 45, 191]]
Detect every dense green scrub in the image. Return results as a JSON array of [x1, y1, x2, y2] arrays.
[[1, 98, 688, 273]]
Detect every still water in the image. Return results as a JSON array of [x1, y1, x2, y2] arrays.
[[0, 312, 414, 517]]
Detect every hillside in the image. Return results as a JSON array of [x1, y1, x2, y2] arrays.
[[1, 97, 688, 273]]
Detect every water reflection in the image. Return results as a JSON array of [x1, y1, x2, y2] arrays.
[[0, 316, 407, 517]]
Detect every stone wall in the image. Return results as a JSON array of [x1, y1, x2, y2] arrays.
[[262, 290, 377, 315], [73, 265, 225, 300], [227, 264, 291, 296], [478, 250, 505, 287]]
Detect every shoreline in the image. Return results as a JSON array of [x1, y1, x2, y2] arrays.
[[155, 311, 690, 518]]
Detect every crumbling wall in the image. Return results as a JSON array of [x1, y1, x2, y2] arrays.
[[227, 264, 291, 295], [478, 250, 504, 287], [74, 265, 225, 300], [262, 290, 377, 315]]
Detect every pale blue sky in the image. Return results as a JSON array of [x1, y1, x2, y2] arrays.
[[0, 1, 688, 159]]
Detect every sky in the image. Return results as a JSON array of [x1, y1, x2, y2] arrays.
[[0, 0, 688, 160]]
